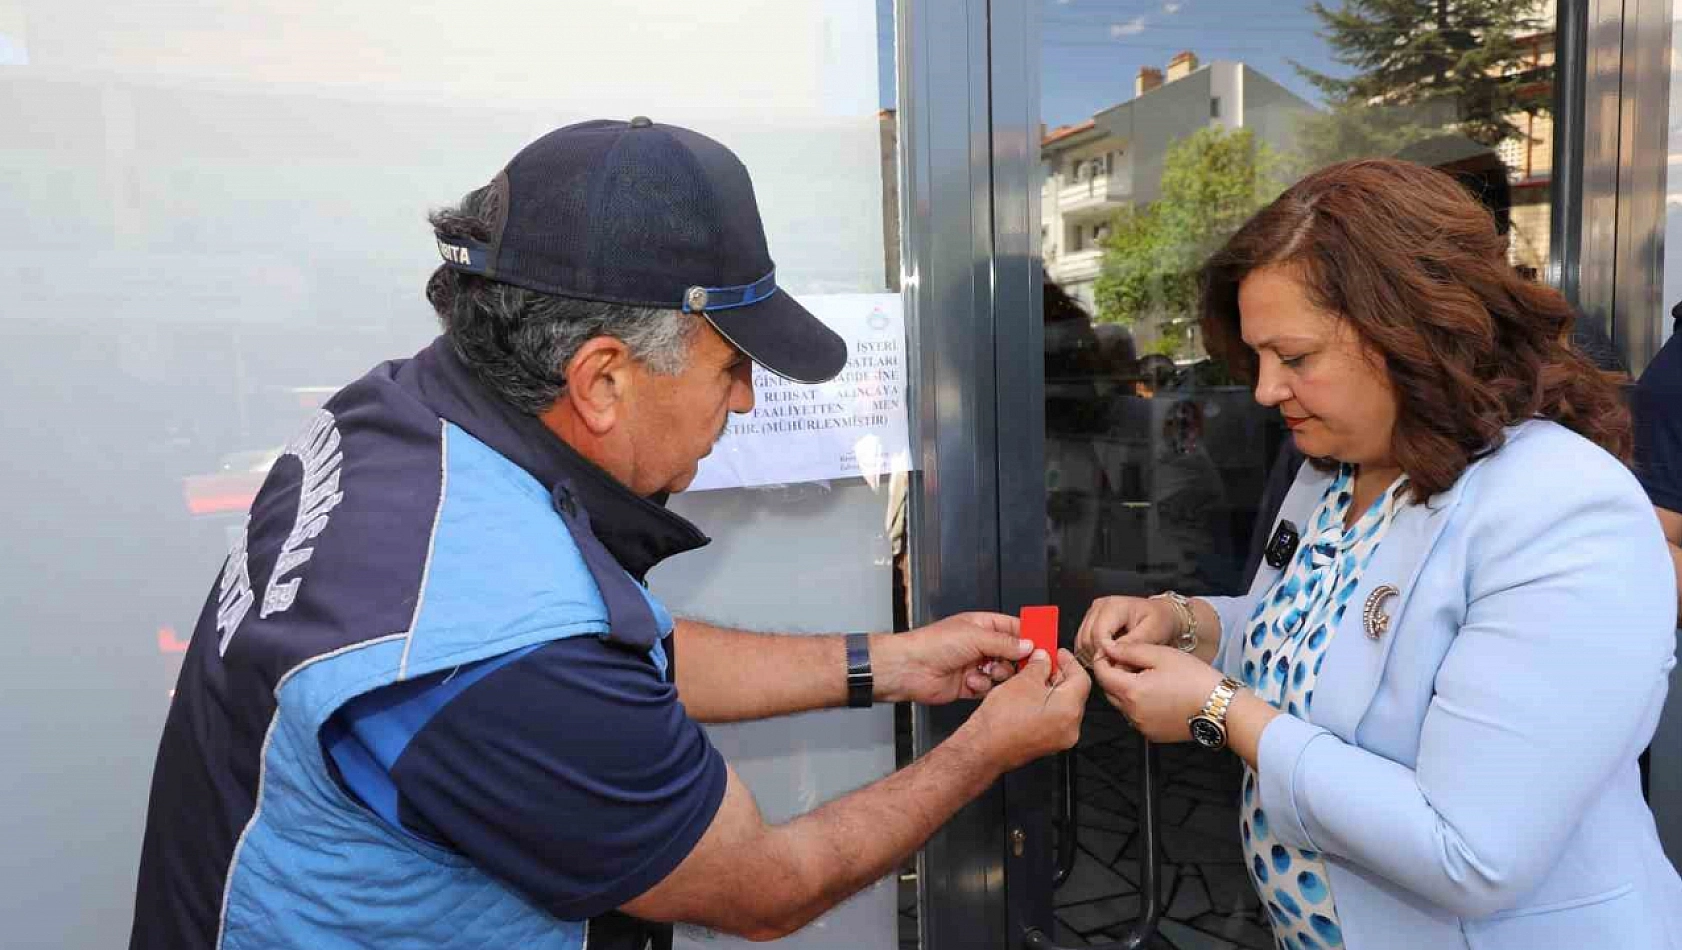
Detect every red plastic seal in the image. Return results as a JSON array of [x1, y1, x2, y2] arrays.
[[1019, 605, 1059, 676]]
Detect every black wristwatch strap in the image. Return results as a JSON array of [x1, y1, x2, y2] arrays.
[[845, 633, 874, 708]]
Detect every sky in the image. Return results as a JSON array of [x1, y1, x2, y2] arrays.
[[877, 0, 1365, 126]]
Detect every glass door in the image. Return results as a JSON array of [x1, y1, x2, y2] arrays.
[[1026, 2, 1572, 947]]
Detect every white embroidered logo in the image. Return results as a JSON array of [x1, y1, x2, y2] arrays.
[[215, 521, 254, 655], [437, 240, 473, 266], [262, 410, 346, 618], [216, 409, 346, 655]]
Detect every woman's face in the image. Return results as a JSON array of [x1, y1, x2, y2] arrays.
[[1238, 264, 1399, 469]]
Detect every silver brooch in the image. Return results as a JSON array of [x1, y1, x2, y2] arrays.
[[1363, 585, 1399, 640]]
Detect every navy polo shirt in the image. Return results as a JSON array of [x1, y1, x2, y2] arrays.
[[322, 339, 726, 927], [1636, 326, 1682, 516]]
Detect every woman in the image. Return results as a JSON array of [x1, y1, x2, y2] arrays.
[[1076, 159, 1682, 950]]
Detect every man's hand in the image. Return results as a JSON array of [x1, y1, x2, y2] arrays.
[[873, 612, 1032, 705], [957, 649, 1091, 773], [624, 648, 1090, 940]]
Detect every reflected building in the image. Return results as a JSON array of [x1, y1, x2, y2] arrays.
[[1039, 52, 1316, 334]]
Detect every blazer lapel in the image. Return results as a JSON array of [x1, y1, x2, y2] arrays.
[[1306, 475, 1469, 743]]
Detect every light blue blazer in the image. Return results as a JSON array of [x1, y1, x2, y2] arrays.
[[1207, 420, 1682, 949]]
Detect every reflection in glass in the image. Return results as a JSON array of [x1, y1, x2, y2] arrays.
[[1039, 2, 1559, 945]]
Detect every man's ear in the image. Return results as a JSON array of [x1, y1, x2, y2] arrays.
[[560, 336, 635, 436]]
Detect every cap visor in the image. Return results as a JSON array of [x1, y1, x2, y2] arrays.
[[702, 290, 848, 384]]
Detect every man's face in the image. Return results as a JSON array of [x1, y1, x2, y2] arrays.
[[623, 320, 756, 495]]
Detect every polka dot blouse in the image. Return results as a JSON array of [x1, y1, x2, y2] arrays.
[[1238, 464, 1409, 950]]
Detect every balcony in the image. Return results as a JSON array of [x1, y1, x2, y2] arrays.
[[1049, 247, 1104, 285], [1056, 166, 1133, 216]]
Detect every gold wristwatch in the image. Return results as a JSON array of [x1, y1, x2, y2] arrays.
[[1188, 677, 1242, 750], [1152, 590, 1199, 653]]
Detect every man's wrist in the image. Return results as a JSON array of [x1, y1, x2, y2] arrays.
[[864, 632, 902, 704], [943, 714, 1008, 787]]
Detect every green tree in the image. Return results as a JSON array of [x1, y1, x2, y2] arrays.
[[1093, 126, 1281, 356], [1294, 0, 1553, 168]]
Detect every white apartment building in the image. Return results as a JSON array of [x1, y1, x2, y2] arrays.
[[1041, 52, 1316, 318]]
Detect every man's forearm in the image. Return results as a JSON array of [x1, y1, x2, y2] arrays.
[[753, 723, 1000, 937], [674, 620, 859, 722]]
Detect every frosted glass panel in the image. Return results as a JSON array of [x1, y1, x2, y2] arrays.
[[0, 1, 900, 946]]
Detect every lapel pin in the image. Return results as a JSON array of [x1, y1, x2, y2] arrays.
[[1363, 585, 1400, 639]]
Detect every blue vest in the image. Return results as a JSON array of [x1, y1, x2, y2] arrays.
[[133, 340, 697, 949]]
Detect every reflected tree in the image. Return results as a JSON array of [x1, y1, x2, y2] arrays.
[[1093, 126, 1282, 360], [1293, 0, 1554, 168]]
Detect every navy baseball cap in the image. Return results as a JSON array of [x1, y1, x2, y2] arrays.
[[434, 117, 848, 384]]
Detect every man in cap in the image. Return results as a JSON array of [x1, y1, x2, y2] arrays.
[[130, 118, 1089, 949]]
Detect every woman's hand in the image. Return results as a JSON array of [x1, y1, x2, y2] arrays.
[[1073, 595, 1181, 669], [1090, 641, 1223, 744]]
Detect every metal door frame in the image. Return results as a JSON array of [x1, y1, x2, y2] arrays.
[[897, 0, 1068, 944], [897, 0, 1014, 947], [1558, 0, 1681, 864], [1557, 0, 1673, 370]]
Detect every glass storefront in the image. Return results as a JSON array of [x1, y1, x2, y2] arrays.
[[1, 1, 1677, 948], [0, 2, 906, 947]]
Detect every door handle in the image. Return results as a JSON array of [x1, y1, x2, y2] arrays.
[[1022, 738, 1163, 949], [1051, 750, 1077, 889]]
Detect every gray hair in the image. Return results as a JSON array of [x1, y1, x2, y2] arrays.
[[424, 183, 694, 414]]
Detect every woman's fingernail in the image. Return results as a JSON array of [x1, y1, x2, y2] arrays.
[[1018, 639, 1034, 654]]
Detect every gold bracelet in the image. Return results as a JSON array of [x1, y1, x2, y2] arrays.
[[1151, 591, 1199, 653]]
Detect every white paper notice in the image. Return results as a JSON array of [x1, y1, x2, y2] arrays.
[[687, 293, 912, 492]]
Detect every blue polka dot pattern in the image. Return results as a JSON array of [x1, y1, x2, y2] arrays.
[[1272, 845, 1292, 874], [1298, 870, 1329, 905], [1311, 914, 1343, 944], [1238, 464, 1410, 950]]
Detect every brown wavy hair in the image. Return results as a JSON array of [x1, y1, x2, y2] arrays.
[[1199, 158, 1630, 502]]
